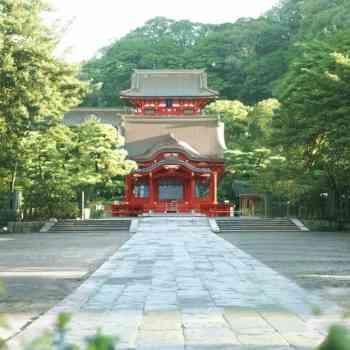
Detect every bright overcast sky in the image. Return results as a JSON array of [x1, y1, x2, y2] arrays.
[[46, 0, 279, 63]]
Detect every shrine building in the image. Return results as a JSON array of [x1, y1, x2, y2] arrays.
[[111, 69, 231, 216]]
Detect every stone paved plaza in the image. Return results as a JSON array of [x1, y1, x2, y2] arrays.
[[9, 217, 343, 349]]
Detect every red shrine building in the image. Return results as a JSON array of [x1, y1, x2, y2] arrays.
[[112, 69, 231, 216]]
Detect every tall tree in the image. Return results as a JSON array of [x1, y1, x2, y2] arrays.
[[81, 17, 212, 107], [273, 32, 350, 222], [0, 0, 86, 191], [207, 99, 283, 200], [21, 118, 136, 218], [81, 14, 293, 106]]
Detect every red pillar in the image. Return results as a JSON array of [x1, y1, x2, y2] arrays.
[[149, 172, 154, 210], [125, 175, 132, 202], [212, 171, 218, 205], [190, 172, 195, 209]]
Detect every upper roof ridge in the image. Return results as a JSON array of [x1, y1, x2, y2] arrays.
[[120, 69, 218, 98]]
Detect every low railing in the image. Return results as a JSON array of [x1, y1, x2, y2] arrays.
[[111, 202, 234, 217], [111, 203, 143, 217], [200, 203, 234, 217]]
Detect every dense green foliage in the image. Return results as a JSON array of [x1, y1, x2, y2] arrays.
[[80, 8, 296, 106], [207, 99, 285, 203], [0, 0, 86, 193], [273, 32, 350, 223], [79, 0, 350, 224], [1, 0, 350, 224], [318, 325, 350, 350], [0, 0, 135, 219], [20, 119, 135, 218], [84, 0, 350, 107], [80, 0, 350, 107], [22, 313, 118, 350], [270, 0, 350, 223]]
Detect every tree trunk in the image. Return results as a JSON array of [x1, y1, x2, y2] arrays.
[[10, 163, 18, 192]]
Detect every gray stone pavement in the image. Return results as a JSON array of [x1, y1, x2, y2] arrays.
[[0, 230, 131, 341], [8, 217, 344, 349]]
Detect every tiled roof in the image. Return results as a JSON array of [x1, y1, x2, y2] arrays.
[[121, 69, 218, 98], [123, 116, 226, 161]]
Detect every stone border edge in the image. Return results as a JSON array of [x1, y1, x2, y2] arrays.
[[40, 219, 57, 233], [208, 218, 220, 233], [290, 218, 310, 231], [129, 218, 139, 233]]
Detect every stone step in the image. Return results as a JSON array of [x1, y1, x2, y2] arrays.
[[217, 222, 294, 225], [220, 228, 300, 233], [54, 220, 130, 224], [217, 219, 292, 223], [52, 226, 130, 230], [218, 221, 293, 226], [53, 224, 130, 228], [49, 219, 131, 233], [53, 223, 130, 227], [218, 226, 298, 230], [216, 218, 301, 232]]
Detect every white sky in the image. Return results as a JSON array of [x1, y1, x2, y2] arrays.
[[46, 0, 279, 63]]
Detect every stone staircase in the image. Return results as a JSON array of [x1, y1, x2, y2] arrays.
[[49, 219, 131, 233], [216, 217, 301, 232]]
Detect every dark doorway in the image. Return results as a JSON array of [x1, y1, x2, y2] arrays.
[[158, 179, 184, 201]]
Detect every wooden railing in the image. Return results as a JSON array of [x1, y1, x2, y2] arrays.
[[200, 203, 234, 217], [111, 203, 143, 217], [111, 202, 234, 217]]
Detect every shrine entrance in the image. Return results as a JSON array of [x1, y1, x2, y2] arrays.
[[110, 69, 233, 217], [158, 179, 184, 202]]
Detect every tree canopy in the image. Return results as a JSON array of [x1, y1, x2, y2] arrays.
[[80, 11, 296, 106], [0, 0, 87, 193], [0, 0, 135, 219], [2, 0, 350, 224]]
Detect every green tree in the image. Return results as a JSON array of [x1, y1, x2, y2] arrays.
[[81, 13, 294, 106], [207, 98, 280, 150], [21, 118, 135, 219], [81, 17, 212, 107], [273, 32, 350, 223], [0, 0, 87, 191], [208, 99, 283, 201]]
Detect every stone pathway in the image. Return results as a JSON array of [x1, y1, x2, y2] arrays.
[[9, 217, 341, 349]]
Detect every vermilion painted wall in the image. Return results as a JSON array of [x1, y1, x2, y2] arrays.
[[124, 151, 224, 214], [129, 98, 211, 116]]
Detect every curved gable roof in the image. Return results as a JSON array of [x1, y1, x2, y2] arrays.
[[134, 157, 212, 174], [123, 116, 226, 161], [121, 69, 218, 98]]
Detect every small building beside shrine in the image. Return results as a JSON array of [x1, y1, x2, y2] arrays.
[[111, 69, 231, 216]]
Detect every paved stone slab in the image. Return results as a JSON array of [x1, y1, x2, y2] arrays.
[[224, 307, 277, 335], [184, 326, 240, 349], [8, 217, 340, 349], [238, 333, 289, 348], [137, 330, 184, 350], [141, 311, 182, 331]]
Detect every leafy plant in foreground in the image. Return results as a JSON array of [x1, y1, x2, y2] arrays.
[[318, 325, 350, 350], [25, 314, 118, 350]]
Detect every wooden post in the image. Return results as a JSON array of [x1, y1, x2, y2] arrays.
[[81, 191, 85, 220]]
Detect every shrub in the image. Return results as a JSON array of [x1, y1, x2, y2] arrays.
[[24, 314, 118, 350], [318, 325, 350, 350]]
